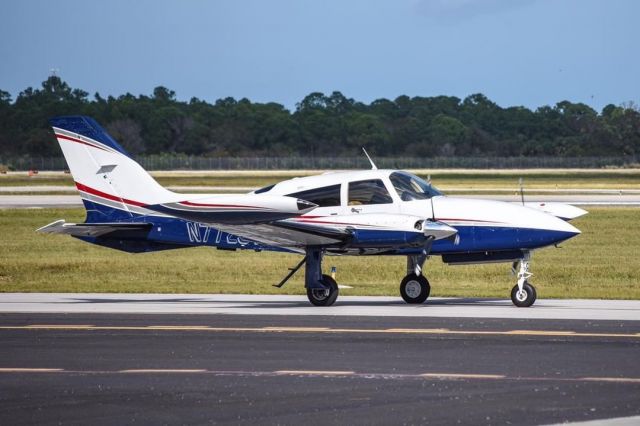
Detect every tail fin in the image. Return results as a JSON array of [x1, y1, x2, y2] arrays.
[[50, 116, 178, 222]]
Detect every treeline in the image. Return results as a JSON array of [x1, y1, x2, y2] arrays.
[[1, 76, 639, 158]]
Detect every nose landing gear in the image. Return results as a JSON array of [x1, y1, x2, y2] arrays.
[[511, 253, 537, 307]]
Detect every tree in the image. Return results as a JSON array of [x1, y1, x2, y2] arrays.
[[0, 77, 638, 160]]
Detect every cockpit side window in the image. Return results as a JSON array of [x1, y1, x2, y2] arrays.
[[348, 179, 393, 205], [390, 172, 442, 201], [288, 184, 341, 207]]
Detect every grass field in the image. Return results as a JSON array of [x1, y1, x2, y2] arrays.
[[3, 169, 640, 191], [1, 207, 639, 299]]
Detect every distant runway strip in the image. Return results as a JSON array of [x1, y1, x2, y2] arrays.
[[2, 193, 640, 208]]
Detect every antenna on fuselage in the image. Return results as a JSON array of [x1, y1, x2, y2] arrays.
[[362, 147, 377, 170], [429, 197, 436, 221]]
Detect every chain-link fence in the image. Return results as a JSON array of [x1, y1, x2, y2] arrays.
[[1, 155, 638, 171]]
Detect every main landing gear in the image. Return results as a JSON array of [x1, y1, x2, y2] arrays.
[[275, 248, 339, 307], [276, 246, 537, 308], [510, 252, 537, 307]]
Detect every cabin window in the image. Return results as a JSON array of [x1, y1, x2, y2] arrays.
[[348, 179, 393, 205], [389, 172, 442, 201], [288, 184, 341, 207]]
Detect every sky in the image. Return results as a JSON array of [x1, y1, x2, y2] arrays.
[[0, 0, 638, 112]]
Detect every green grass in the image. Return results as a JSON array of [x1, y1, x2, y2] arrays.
[[1, 207, 639, 299]]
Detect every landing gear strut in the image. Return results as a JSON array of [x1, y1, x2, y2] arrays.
[[400, 240, 433, 304], [511, 252, 537, 307], [304, 249, 339, 306], [276, 249, 339, 306]]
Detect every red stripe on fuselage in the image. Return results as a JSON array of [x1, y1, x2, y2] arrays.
[[75, 182, 147, 207], [55, 133, 110, 152], [294, 218, 375, 227], [436, 218, 499, 223]]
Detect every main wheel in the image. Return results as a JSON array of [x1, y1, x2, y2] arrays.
[[307, 275, 339, 307], [400, 274, 430, 304], [511, 282, 537, 307]]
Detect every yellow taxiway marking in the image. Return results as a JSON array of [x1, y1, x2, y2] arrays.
[[119, 369, 207, 374], [275, 370, 355, 376], [421, 373, 505, 379], [0, 325, 638, 339], [263, 327, 331, 332], [24, 324, 95, 329]]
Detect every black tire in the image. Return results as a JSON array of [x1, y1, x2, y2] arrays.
[[400, 274, 430, 304], [307, 275, 339, 307], [511, 282, 537, 307]]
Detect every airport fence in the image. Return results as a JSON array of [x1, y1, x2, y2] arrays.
[[1, 155, 638, 171]]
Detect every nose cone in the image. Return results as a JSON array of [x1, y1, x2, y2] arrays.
[[556, 217, 581, 235], [517, 206, 582, 247], [530, 206, 581, 235]]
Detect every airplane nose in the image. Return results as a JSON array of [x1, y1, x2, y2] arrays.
[[546, 212, 581, 236], [526, 208, 581, 247], [560, 219, 581, 235]]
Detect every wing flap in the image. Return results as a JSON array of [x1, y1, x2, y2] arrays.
[[211, 223, 345, 248]]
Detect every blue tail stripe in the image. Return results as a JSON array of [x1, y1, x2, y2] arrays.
[[82, 198, 136, 223], [49, 115, 130, 157]]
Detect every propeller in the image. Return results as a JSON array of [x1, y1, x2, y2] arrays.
[[519, 177, 525, 205]]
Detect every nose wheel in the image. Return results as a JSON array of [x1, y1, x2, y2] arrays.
[[511, 281, 537, 307]]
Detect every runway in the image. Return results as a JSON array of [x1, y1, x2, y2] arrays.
[[2, 193, 640, 208], [0, 294, 639, 425]]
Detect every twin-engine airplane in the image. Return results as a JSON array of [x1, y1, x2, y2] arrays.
[[39, 116, 586, 307]]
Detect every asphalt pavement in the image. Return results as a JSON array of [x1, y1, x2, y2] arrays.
[[0, 295, 639, 425]]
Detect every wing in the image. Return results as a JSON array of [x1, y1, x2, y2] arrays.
[[215, 221, 350, 248], [211, 213, 458, 249]]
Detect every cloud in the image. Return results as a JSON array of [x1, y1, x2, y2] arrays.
[[413, 0, 539, 22]]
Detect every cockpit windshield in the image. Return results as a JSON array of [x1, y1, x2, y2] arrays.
[[389, 171, 442, 201]]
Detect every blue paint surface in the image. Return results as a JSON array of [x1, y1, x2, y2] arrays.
[[50, 116, 130, 157]]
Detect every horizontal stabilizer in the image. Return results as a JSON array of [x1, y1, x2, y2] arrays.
[[37, 220, 152, 238]]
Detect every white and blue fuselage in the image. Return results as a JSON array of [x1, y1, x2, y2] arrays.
[[39, 116, 586, 307]]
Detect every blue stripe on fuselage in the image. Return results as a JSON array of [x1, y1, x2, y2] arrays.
[[429, 225, 579, 254]]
